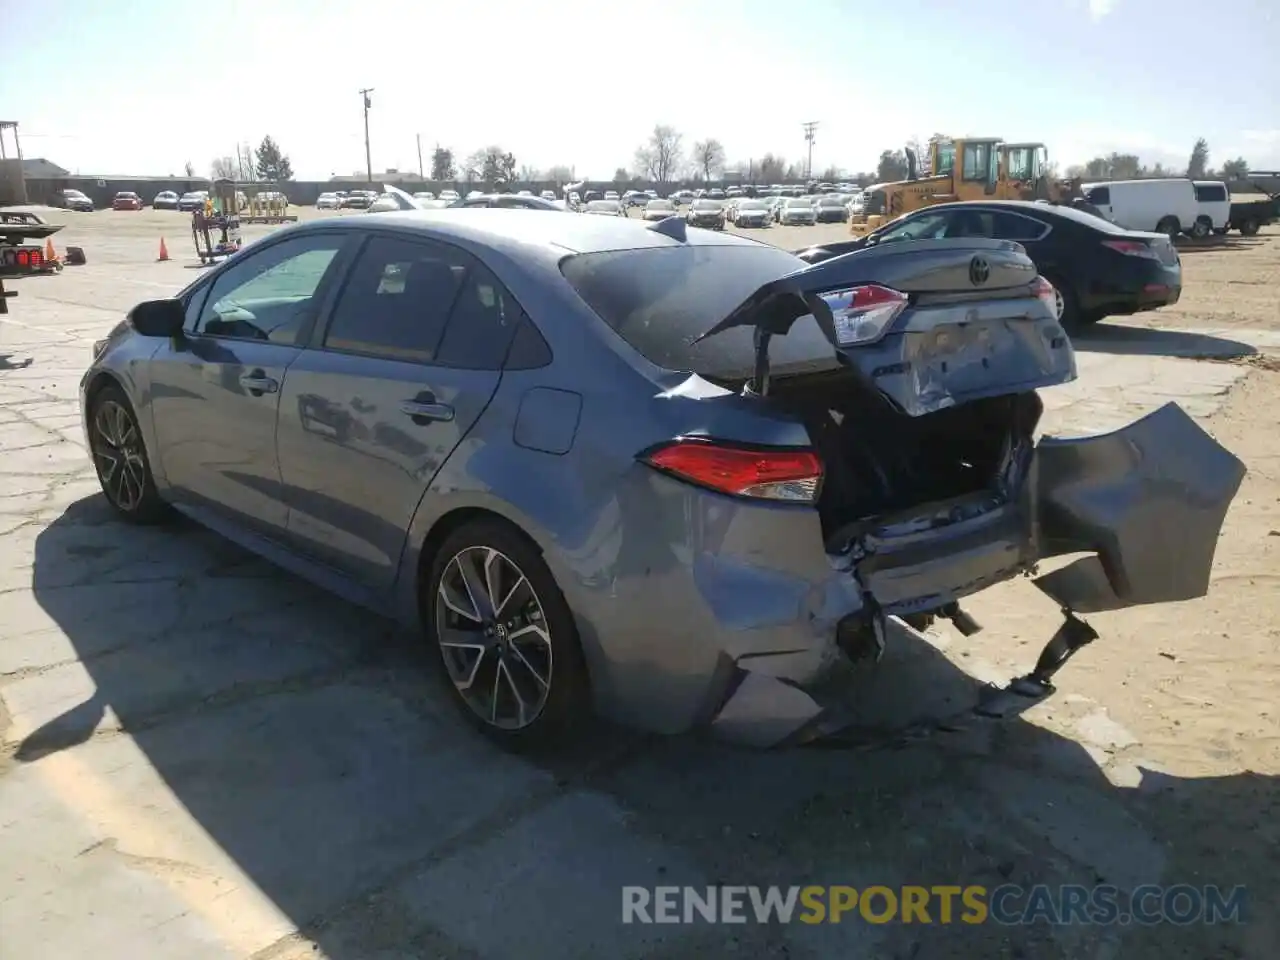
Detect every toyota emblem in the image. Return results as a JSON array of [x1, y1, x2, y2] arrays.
[[969, 256, 990, 286]]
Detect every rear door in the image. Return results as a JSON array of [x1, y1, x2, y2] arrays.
[[275, 232, 520, 588]]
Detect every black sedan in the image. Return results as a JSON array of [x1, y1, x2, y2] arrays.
[[793, 200, 1182, 330]]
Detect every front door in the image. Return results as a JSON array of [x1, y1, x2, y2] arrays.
[[276, 232, 522, 589], [148, 232, 350, 536]]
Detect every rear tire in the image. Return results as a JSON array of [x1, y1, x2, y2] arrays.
[[1156, 216, 1181, 239], [424, 518, 590, 752], [1190, 216, 1212, 239], [1239, 218, 1260, 237], [1044, 273, 1093, 332]]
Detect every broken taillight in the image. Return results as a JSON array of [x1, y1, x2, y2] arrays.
[[642, 439, 823, 502], [819, 284, 909, 347]]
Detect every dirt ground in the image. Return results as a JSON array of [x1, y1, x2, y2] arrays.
[[0, 206, 1277, 960]]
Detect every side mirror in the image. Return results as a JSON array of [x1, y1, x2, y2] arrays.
[[127, 298, 186, 338]]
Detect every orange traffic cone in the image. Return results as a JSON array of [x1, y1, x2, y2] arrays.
[[44, 237, 58, 264], [157, 237, 170, 262]]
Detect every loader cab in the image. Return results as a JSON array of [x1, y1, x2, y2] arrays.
[[928, 138, 1001, 195], [929, 139, 957, 178], [958, 138, 1001, 195], [1002, 143, 1047, 182]]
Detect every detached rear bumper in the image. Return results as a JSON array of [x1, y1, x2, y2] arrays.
[[702, 402, 1244, 746]]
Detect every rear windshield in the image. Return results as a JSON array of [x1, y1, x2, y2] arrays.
[[560, 245, 839, 380]]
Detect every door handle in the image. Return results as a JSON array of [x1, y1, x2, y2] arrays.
[[401, 393, 454, 423], [239, 372, 279, 395]]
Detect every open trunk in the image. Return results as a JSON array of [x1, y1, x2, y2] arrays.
[[693, 237, 1245, 616], [767, 370, 1043, 542]]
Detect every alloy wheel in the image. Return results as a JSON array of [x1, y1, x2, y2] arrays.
[[435, 546, 553, 730], [91, 399, 148, 512], [1053, 286, 1065, 321]]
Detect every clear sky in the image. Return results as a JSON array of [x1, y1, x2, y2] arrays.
[[2, 0, 1277, 180]]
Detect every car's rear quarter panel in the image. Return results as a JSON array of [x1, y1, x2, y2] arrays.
[[394, 244, 856, 733]]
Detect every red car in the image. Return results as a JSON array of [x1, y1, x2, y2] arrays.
[[112, 192, 142, 211]]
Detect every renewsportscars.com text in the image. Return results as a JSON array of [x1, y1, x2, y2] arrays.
[[621, 884, 1247, 926]]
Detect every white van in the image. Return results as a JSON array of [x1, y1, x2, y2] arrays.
[[1080, 178, 1199, 238], [1192, 181, 1231, 236]]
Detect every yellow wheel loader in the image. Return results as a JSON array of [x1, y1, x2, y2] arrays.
[[849, 137, 1076, 237]]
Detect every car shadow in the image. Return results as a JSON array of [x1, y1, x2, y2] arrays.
[[12, 494, 1275, 959], [1174, 236, 1268, 253], [1073, 323, 1259, 360]]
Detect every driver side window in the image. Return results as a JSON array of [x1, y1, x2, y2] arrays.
[[196, 234, 345, 344]]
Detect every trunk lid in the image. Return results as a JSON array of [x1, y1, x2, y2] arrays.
[[693, 238, 1075, 416]]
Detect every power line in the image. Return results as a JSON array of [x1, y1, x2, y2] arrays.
[[802, 121, 819, 179], [359, 88, 375, 183]]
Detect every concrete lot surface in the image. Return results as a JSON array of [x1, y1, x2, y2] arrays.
[[1, 207, 1278, 960]]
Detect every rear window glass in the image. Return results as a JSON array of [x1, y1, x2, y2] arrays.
[[560, 245, 839, 380], [1195, 183, 1227, 202]]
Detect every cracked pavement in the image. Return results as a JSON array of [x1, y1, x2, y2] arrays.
[[1, 212, 1278, 960]]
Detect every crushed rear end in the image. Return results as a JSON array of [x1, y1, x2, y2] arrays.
[[636, 238, 1244, 745]]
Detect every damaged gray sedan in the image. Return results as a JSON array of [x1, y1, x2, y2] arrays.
[[80, 210, 1245, 750]]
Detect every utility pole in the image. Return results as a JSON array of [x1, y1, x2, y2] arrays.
[[416, 134, 424, 179], [360, 88, 375, 183], [802, 121, 819, 179]]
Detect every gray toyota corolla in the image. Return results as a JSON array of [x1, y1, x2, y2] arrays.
[[80, 210, 1245, 749]]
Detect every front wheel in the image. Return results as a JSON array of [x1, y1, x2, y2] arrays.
[[88, 385, 172, 523], [426, 519, 589, 750]]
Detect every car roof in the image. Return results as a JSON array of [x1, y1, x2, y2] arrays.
[[289, 208, 769, 256]]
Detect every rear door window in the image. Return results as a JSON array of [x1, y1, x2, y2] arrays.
[[322, 233, 533, 370], [1195, 183, 1227, 202], [322, 235, 463, 362], [991, 211, 1048, 241]]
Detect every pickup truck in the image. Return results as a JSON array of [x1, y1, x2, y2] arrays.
[[1227, 190, 1279, 236], [0, 211, 64, 314]]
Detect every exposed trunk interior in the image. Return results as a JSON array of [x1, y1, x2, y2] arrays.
[[765, 369, 1044, 541]]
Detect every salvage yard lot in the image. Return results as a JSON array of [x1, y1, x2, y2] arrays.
[[1, 208, 1277, 960]]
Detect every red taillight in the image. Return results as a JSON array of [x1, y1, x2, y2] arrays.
[[822, 283, 909, 346], [643, 439, 823, 502], [3, 248, 43, 270], [1031, 275, 1058, 316], [1102, 239, 1160, 260]]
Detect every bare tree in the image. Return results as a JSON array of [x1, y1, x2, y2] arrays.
[[210, 156, 238, 179], [462, 149, 487, 183], [545, 164, 574, 184], [757, 154, 789, 183], [634, 125, 684, 183], [690, 138, 726, 182], [183, 160, 196, 177]]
